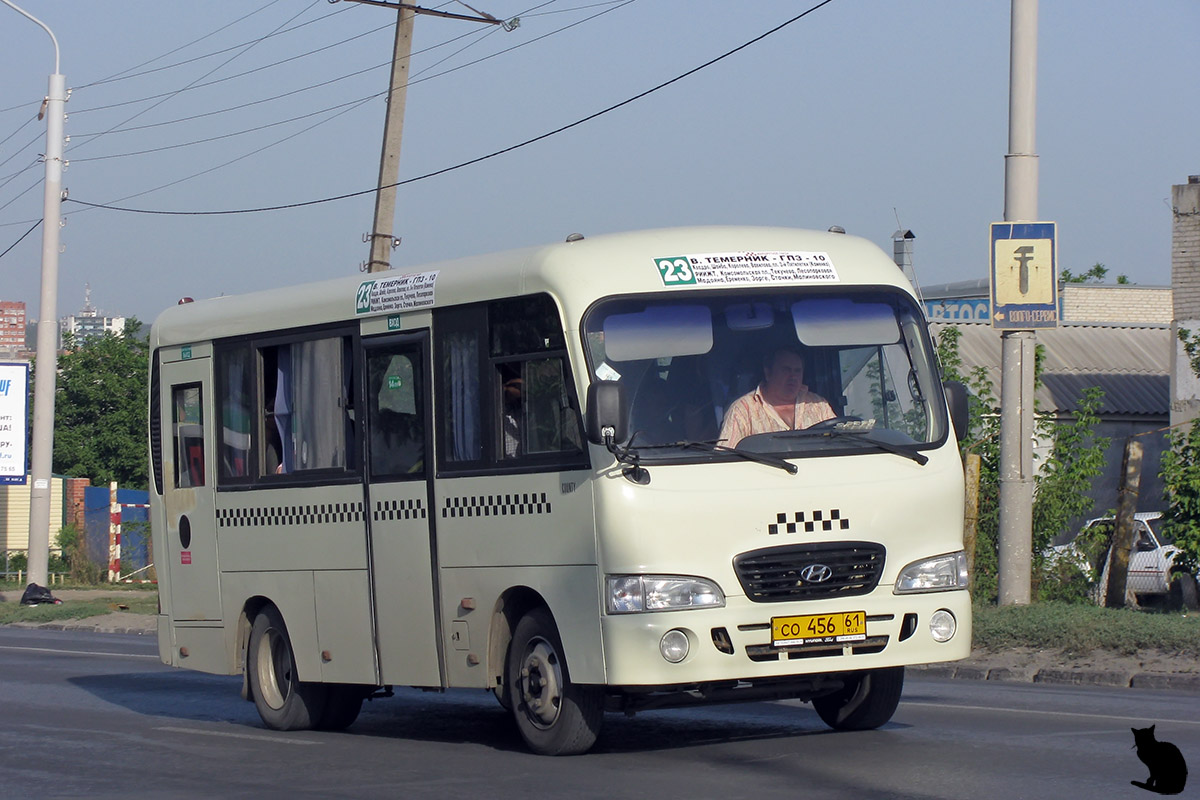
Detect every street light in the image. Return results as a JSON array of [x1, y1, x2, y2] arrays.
[[3, 0, 67, 588]]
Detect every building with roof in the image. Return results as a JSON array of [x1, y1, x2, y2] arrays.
[[929, 319, 1168, 530]]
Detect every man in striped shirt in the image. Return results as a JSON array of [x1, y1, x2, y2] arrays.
[[719, 347, 835, 447]]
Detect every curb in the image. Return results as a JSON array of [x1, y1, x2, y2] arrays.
[[911, 663, 1200, 693], [8, 620, 154, 636]]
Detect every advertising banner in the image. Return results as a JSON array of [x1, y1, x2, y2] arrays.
[[0, 362, 29, 485]]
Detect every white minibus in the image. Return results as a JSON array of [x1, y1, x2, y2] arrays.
[[149, 225, 970, 755]]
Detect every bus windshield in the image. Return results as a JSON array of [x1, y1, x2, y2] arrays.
[[582, 288, 948, 461]]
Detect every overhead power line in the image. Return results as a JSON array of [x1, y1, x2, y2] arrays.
[[0, 218, 41, 261], [65, 0, 836, 218], [75, 0, 355, 90], [66, 1, 325, 158]]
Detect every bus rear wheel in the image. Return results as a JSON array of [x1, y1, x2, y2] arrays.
[[507, 608, 604, 755], [812, 666, 904, 731], [248, 605, 327, 731]]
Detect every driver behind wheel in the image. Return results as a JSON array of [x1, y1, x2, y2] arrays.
[[718, 346, 834, 447]]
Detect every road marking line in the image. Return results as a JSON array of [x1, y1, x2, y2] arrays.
[[902, 701, 1200, 727], [0, 644, 158, 659], [155, 726, 319, 745]]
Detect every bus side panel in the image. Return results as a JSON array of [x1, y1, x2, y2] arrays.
[[435, 470, 600, 688], [314, 569, 378, 684], [216, 485, 369, 572], [439, 565, 603, 688], [221, 570, 324, 682], [435, 471, 596, 571], [169, 624, 228, 675]]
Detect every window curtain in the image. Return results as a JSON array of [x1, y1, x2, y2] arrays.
[[447, 331, 480, 462]]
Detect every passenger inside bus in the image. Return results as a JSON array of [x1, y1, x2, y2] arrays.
[[718, 347, 835, 447], [500, 365, 523, 459]]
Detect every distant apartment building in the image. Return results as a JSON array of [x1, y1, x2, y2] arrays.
[[0, 301, 25, 356], [60, 285, 125, 345]]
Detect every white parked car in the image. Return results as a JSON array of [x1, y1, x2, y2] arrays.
[[1050, 512, 1182, 601]]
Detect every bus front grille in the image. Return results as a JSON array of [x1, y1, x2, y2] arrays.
[[733, 542, 886, 602]]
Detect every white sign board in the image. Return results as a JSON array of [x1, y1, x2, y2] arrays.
[[355, 270, 439, 316], [0, 362, 29, 485], [653, 251, 839, 287]]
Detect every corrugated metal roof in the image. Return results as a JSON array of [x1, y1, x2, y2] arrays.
[[930, 321, 1169, 416]]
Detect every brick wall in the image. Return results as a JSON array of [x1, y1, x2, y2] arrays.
[[1174, 182, 1200, 318], [1060, 284, 1173, 323], [1170, 179, 1200, 425], [65, 477, 90, 532]]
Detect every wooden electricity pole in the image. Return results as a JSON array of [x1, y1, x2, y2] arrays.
[[366, 6, 414, 273], [343, 1, 508, 273]]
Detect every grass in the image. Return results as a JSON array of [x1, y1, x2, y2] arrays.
[[0, 594, 158, 625], [0, 580, 156, 592], [973, 601, 1200, 657]]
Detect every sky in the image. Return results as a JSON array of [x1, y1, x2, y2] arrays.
[[1, 0, 1197, 326]]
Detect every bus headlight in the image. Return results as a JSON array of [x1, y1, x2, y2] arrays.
[[606, 575, 725, 614], [894, 552, 969, 594]]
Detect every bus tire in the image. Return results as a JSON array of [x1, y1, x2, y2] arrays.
[[248, 605, 327, 731], [507, 608, 604, 755], [316, 684, 366, 731], [812, 666, 904, 731]]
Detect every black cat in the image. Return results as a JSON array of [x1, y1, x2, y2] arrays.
[[1131, 725, 1188, 795]]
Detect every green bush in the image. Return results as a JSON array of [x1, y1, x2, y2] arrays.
[[55, 525, 105, 585], [973, 601, 1200, 657]]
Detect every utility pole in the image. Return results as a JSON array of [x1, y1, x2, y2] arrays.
[[3, 0, 66, 589], [343, 0, 510, 273], [365, 5, 414, 273], [997, 0, 1039, 605]]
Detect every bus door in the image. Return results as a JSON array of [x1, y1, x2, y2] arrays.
[[363, 332, 443, 687], [160, 355, 222, 621]]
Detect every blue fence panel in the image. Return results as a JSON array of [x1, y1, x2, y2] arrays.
[[83, 486, 151, 577]]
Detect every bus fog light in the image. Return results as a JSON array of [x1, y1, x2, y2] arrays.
[[660, 629, 690, 663], [929, 609, 956, 642]]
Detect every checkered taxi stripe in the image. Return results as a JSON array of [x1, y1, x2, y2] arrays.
[[374, 498, 427, 521], [216, 502, 364, 528], [769, 509, 849, 535], [442, 492, 552, 519]]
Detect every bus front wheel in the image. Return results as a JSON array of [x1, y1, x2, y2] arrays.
[[248, 605, 328, 731], [811, 666, 904, 731], [507, 608, 604, 755]]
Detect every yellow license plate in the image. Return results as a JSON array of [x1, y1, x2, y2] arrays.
[[771, 611, 866, 647]]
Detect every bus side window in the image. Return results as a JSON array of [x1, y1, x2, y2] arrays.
[[436, 307, 484, 467], [496, 357, 582, 459], [263, 337, 349, 473], [217, 344, 254, 480], [172, 384, 205, 488], [490, 295, 583, 461], [368, 349, 425, 478]]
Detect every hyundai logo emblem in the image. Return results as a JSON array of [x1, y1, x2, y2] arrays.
[[799, 563, 833, 583]]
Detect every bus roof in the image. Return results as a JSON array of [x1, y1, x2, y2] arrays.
[[150, 225, 911, 348]]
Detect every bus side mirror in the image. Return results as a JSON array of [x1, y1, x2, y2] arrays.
[[943, 381, 969, 441], [586, 380, 629, 445]]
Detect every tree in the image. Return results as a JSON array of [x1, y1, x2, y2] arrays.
[[935, 326, 1110, 602], [1060, 262, 1130, 285], [1160, 328, 1200, 575], [50, 319, 149, 489]]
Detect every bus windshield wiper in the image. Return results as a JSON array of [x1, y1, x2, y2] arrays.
[[672, 439, 798, 475], [780, 423, 928, 466]]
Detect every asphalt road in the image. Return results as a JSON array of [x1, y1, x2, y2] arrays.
[[0, 628, 1196, 800]]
